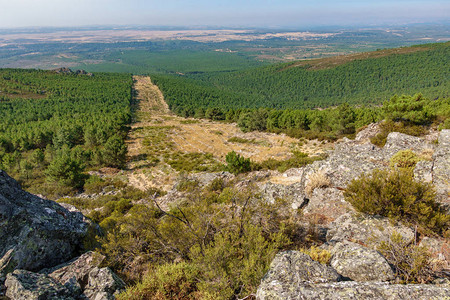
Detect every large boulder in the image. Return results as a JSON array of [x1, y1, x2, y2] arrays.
[[83, 267, 126, 300], [432, 129, 450, 206], [257, 248, 450, 299], [330, 242, 395, 282], [4, 252, 125, 300], [257, 281, 450, 300], [0, 170, 89, 272], [256, 251, 340, 299], [326, 213, 415, 247], [5, 270, 75, 300]]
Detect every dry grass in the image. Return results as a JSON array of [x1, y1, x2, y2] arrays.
[[125, 76, 332, 191], [305, 170, 331, 196]]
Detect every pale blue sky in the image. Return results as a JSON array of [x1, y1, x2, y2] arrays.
[[0, 0, 448, 28]]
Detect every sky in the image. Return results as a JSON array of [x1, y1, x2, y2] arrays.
[[0, 0, 449, 29]]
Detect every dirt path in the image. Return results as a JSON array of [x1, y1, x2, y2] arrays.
[[126, 76, 332, 190]]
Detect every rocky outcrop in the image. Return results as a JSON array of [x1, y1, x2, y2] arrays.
[[5, 270, 75, 300], [257, 281, 450, 300], [83, 267, 126, 300], [256, 251, 341, 299], [0, 170, 89, 272], [330, 242, 395, 282], [256, 250, 450, 300], [432, 129, 450, 206], [256, 129, 450, 299], [326, 213, 415, 247], [0, 170, 125, 299]]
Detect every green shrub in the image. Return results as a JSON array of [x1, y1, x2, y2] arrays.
[[83, 175, 110, 194], [225, 151, 251, 174], [389, 150, 422, 171], [377, 232, 434, 283], [383, 94, 435, 125], [300, 246, 332, 265], [117, 262, 206, 300], [344, 169, 450, 236]]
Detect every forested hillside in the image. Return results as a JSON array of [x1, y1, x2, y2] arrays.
[[0, 69, 132, 196], [152, 42, 449, 111]]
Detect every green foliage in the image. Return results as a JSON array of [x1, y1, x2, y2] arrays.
[[190, 224, 288, 299], [167, 152, 223, 173], [45, 147, 86, 188], [0, 69, 132, 194], [117, 262, 205, 300], [390, 150, 422, 171], [383, 94, 434, 125], [225, 151, 251, 174], [377, 232, 434, 283], [98, 184, 302, 298], [102, 135, 128, 168], [344, 169, 450, 236], [238, 109, 269, 132], [300, 246, 332, 265], [153, 42, 449, 111]]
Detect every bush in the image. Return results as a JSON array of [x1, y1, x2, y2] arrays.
[[45, 147, 86, 188], [344, 169, 450, 236], [383, 94, 435, 125], [300, 246, 331, 265], [117, 262, 205, 300], [389, 150, 422, 172], [377, 232, 434, 283], [84, 175, 110, 194], [225, 151, 251, 174]]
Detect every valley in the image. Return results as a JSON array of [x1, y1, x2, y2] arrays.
[[126, 75, 331, 191]]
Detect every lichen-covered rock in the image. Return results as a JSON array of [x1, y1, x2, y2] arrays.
[[413, 160, 433, 183], [256, 281, 450, 300], [330, 242, 395, 282], [326, 213, 415, 247], [432, 129, 450, 206], [0, 170, 89, 272], [41, 251, 106, 297], [355, 122, 382, 142], [303, 187, 353, 221], [256, 251, 340, 299], [259, 181, 304, 205], [5, 269, 75, 300], [83, 267, 126, 300]]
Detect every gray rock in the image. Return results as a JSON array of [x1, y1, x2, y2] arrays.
[[413, 160, 434, 183], [355, 122, 382, 142], [326, 213, 415, 247], [257, 281, 450, 300], [259, 181, 304, 205], [5, 269, 75, 300], [83, 267, 126, 300], [303, 188, 353, 221], [330, 242, 395, 282], [41, 251, 106, 297], [432, 129, 450, 206], [0, 170, 89, 272], [256, 251, 341, 299]]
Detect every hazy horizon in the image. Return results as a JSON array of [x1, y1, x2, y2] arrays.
[[1, 0, 449, 29]]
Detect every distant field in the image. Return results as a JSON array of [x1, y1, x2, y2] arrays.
[[76, 50, 266, 74], [0, 24, 448, 72]]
